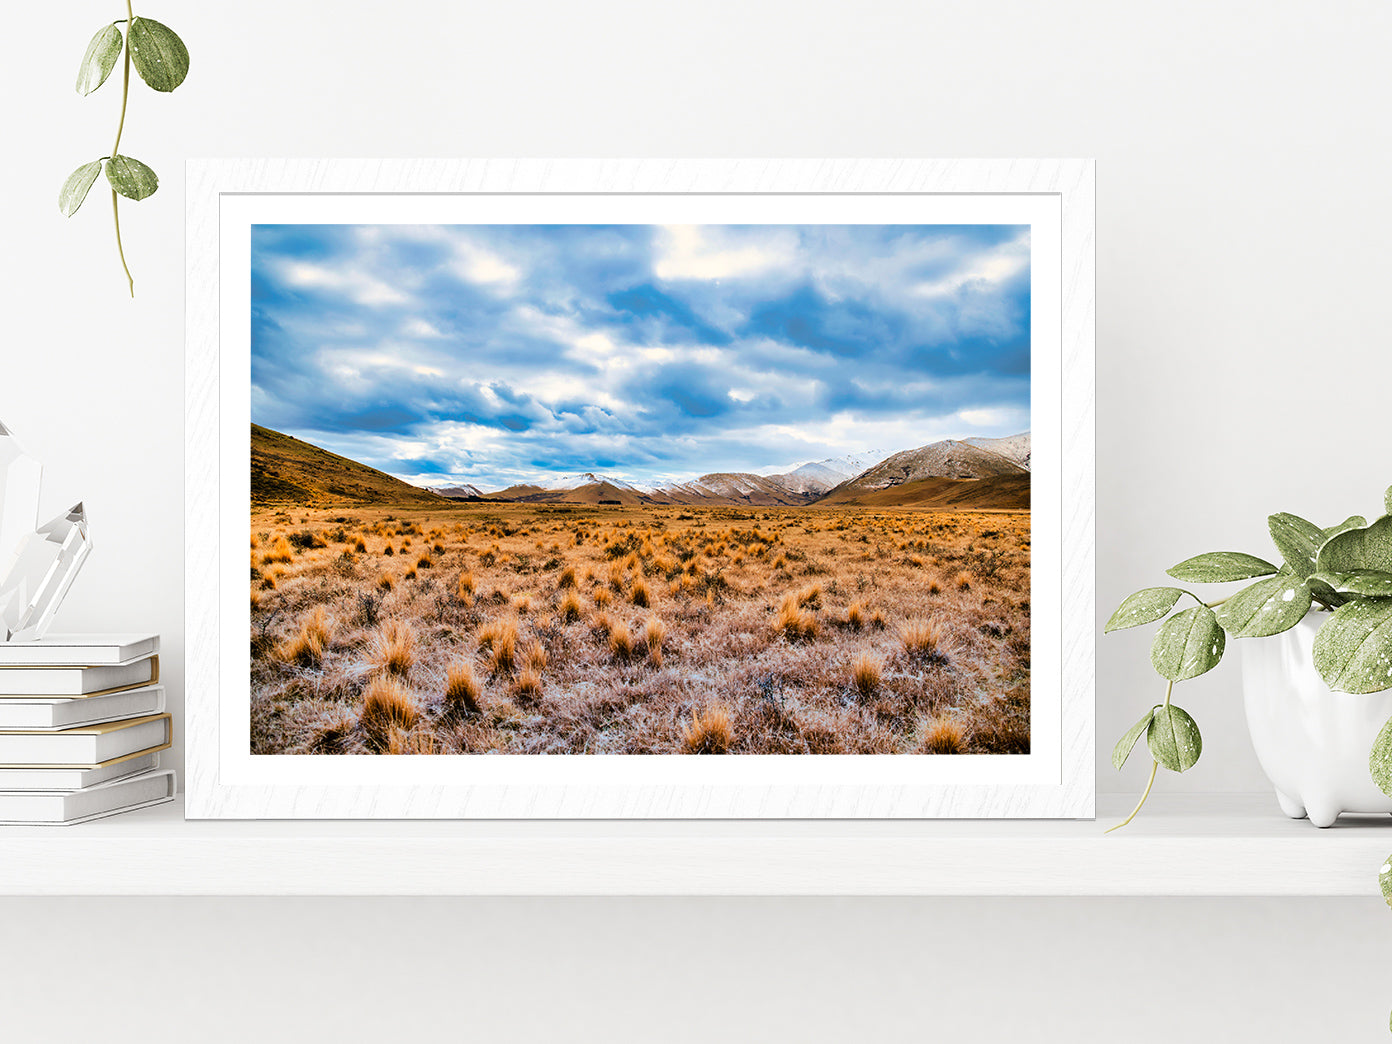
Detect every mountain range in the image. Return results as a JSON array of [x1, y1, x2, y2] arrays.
[[251, 424, 1030, 510]]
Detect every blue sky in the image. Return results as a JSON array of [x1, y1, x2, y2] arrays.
[[250, 223, 1030, 491]]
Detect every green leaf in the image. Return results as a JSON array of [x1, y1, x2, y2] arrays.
[[1104, 588, 1185, 633], [104, 156, 158, 201], [76, 23, 123, 95], [58, 160, 104, 217], [1317, 514, 1392, 575], [128, 17, 189, 92], [1308, 570, 1392, 598], [1267, 513, 1325, 579], [1305, 573, 1351, 610], [1386, 486, 1392, 515], [1312, 598, 1392, 694], [1370, 717, 1392, 798], [1112, 709, 1156, 770], [1379, 849, 1392, 910], [1166, 551, 1278, 583], [1325, 515, 1368, 540], [1150, 606, 1226, 681], [1214, 575, 1312, 638], [1146, 704, 1202, 772]]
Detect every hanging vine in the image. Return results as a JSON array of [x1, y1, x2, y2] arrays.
[[59, 5, 189, 297]]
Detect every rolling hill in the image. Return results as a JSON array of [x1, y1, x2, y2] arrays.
[[251, 424, 446, 506], [817, 473, 1030, 510]]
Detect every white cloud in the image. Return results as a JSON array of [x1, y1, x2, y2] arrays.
[[654, 226, 790, 281], [280, 260, 409, 307]]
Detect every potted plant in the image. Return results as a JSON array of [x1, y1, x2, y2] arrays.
[[1105, 482, 1392, 833]]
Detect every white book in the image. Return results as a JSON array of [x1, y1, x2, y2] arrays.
[[0, 751, 161, 790], [0, 654, 159, 696], [0, 769, 176, 825], [0, 714, 171, 767], [0, 685, 166, 730], [0, 634, 159, 666]]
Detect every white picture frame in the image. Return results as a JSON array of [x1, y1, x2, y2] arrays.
[[185, 158, 1095, 819]]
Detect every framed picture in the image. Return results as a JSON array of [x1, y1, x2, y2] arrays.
[[185, 158, 1094, 819]]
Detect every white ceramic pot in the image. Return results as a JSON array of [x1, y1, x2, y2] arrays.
[[1241, 611, 1392, 827]]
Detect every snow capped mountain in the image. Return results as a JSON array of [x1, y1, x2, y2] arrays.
[[825, 438, 1028, 499], [649, 472, 816, 506], [963, 432, 1031, 471], [547, 472, 645, 492], [764, 450, 894, 494], [431, 483, 486, 498]]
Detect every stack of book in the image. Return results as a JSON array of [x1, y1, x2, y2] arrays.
[[0, 633, 174, 825]]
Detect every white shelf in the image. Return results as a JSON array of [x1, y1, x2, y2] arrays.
[[0, 794, 1388, 896]]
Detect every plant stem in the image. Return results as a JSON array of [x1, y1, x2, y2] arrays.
[[1106, 679, 1174, 833], [111, 0, 135, 297]]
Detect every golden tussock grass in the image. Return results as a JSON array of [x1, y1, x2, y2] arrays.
[[643, 616, 666, 667], [280, 607, 332, 667], [377, 574, 394, 593], [901, 618, 948, 662], [252, 503, 1030, 757], [630, 576, 652, 608], [354, 538, 368, 553], [608, 620, 636, 660], [512, 668, 543, 701], [416, 555, 433, 570], [372, 619, 415, 677], [851, 652, 882, 699], [484, 621, 518, 675], [444, 661, 483, 715], [683, 702, 733, 754], [955, 571, 972, 591], [559, 588, 584, 622], [774, 595, 818, 642], [403, 566, 418, 580], [261, 535, 293, 565], [921, 716, 965, 754], [359, 674, 419, 737], [523, 641, 549, 673]]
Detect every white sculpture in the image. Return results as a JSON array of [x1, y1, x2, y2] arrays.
[[0, 424, 91, 642]]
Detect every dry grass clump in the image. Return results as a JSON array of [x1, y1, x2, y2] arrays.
[[354, 538, 368, 553], [281, 607, 332, 667], [683, 702, 733, 754], [559, 587, 584, 622], [377, 574, 394, 593], [796, 584, 822, 609], [512, 668, 543, 701], [921, 716, 966, 754], [845, 601, 865, 630], [416, 555, 433, 570], [955, 571, 972, 592], [609, 620, 636, 660], [479, 618, 519, 675], [359, 674, 419, 738], [457, 570, 477, 598], [250, 588, 262, 611], [774, 595, 818, 643], [444, 661, 483, 715], [523, 641, 549, 673], [369, 619, 415, 678], [558, 565, 578, 589], [870, 609, 887, 630], [851, 653, 882, 699], [901, 618, 949, 663], [593, 586, 614, 610], [631, 576, 652, 608], [643, 616, 666, 667], [261, 535, 293, 566], [928, 579, 943, 596]]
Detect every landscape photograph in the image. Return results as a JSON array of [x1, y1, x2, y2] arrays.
[[248, 222, 1032, 756]]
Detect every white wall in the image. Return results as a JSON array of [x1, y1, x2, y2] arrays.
[[3, 1, 1390, 1039]]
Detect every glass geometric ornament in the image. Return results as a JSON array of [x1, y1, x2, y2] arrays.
[[0, 422, 92, 642], [0, 503, 92, 642]]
